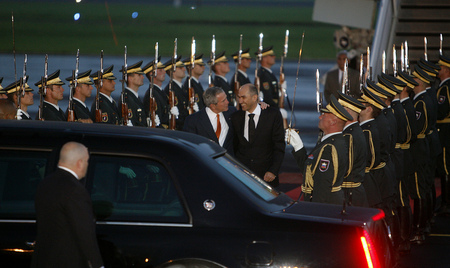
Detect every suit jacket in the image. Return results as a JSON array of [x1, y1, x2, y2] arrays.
[[144, 85, 170, 128], [32, 168, 103, 268], [324, 68, 360, 104], [183, 107, 235, 155], [36, 101, 66, 121], [182, 77, 205, 110], [90, 93, 120, 125], [118, 88, 148, 127], [292, 133, 348, 205], [214, 76, 235, 107], [231, 106, 285, 187], [258, 67, 279, 107]]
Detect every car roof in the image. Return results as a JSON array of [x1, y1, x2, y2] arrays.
[[0, 120, 227, 158]]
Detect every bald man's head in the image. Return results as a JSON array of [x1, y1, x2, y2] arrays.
[[58, 142, 89, 179]]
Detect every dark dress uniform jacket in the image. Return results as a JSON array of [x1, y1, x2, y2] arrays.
[[214, 75, 235, 107], [231, 106, 285, 187], [32, 168, 103, 268], [144, 85, 170, 128], [68, 99, 93, 121], [258, 67, 279, 107], [119, 88, 148, 127], [183, 107, 236, 155], [183, 77, 205, 110], [401, 97, 419, 177], [36, 101, 66, 121], [292, 133, 348, 205], [374, 112, 395, 200], [164, 81, 189, 130], [90, 93, 120, 124], [391, 100, 408, 180], [230, 70, 251, 91], [436, 79, 450, 175], [343, 122, 369, 207], [18, 109, 31, 120]]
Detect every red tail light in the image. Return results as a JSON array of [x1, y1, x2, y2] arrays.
[[360, 230, 380, 268], [371, 209, 385, 222]]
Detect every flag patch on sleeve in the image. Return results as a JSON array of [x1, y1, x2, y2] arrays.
[[319, 159, 330, 172]]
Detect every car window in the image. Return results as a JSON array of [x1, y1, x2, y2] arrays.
[[215, 155, 279, 201], [0, 150, 49, 219], [89, 155, 188, 223]]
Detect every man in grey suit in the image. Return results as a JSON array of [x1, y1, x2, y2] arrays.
[[324, 50, 361, 104]]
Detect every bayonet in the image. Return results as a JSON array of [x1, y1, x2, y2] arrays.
[[188, 37, 196, 115], [393, 44, 397, 77], [424, 37, 428, 61], [316, 69, 321, 113], [382, 50, 386, 74], [366, 46, 370, 81], [440, 34, 443, 56], [405, 40, 409, 73], [342, 58, 348, 94], [359, 53, 364, 92], [401, 43, 405, 72], [208, 35, 216, 87]]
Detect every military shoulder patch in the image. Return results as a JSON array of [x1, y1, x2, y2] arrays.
[[128, 108, 133, 118], [415, 111, 421, 120], [438, 95, 446, 104], [319, 159, 330, 172], [263, 82, 270, 90], [308, 154, 314, 160], [101, 112, 108, 123]]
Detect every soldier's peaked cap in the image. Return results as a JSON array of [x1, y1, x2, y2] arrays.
[[360, 85, 387, 109], [121, 60, 144, 74], [163, 55, 184, 71], [397, 71, 419, 89], [90, 65, 117, 80], [142, 56, 166, 74], [4, 76, 33, 94], [380, 73, 407, 90], [34, 70, 65, 88], [437, 54, 450, 68], [366, 79, 393, 99], [419, 58, 440, 72], [377, 75, 401, 95], [232, 48, 251, 60], [209, 51, 228, 65], [412, 64, 433, 84], [255, 46, 275, 57], [182, 54, 206, 66], [321, 94, 353, 121], [417, 61, 438, 77], [337, 91, 366, 114], [66, 69, 94, 85]]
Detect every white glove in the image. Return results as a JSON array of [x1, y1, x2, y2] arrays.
[[258, 91, 264, 101], [127, 119, 133, 126], [147, 115, 161, 127], [155, 114, 161, 126], [119, 166, 136, 179], [281, 81, 287, 90], [285, 128, 304, 152], [280, 108, 287, 119], [193, 102, 199, 112], [170, 106, 179, 117], [16, 109, 23, 120]]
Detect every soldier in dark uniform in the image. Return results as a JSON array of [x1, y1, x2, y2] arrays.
[[119, 61, 147, 127], [337, 92, 369, 207], [436, 55, 450, 214], [230, 48, 252, 107], [257, 46, 280, 108], [5, 76, 34, 120], [164, 56, 186, 130], [34, 70, 67, 121], [90, 65, 120, 125], [65, 69, 94, 123], [286, 95, 352, 205], [182, 54, 205, 112], [209, 51, 234, 107]]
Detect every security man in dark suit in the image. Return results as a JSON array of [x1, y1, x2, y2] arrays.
[[286, 95, 351, 205], [34, 70, 67, 121], [90, 65, 120, 125], [183, 87, 235, 155], [65, 69, 95, 123], [232, 83, 285, 188], [4, 76, 34, 120], [32, 142, 104, 268], [337, 92, 369, 207], [182, 54, 206, 111], [211, 51, 234, 106], [119, 61, 147, 127]]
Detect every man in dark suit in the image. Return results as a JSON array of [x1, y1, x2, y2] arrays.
[[324, 50, 360, 104], [32, 142, 104, 268], [34, 70, 67, 121], [232, 83, 285, 188], [183, 87, 235, 154]]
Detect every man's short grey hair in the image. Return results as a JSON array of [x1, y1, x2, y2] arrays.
[[203, 87, 225, 107]]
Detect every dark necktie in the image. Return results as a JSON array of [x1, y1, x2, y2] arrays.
[[215, 114, 221, 140], [248, 114, 255, 143]]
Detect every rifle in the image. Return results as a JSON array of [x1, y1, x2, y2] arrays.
[[67, 49, 79, 122], [316, 69, 322, 113], [341, 58, 348, 95], [233, 34, 243, 108], [393, 44, 397, 77], [440, 34, 443, 56], [121, 45, 129, 126], [208, 35, 216, 88], [148, 42, 158, 128], [279, 30, 289, 128], [382, 50, 386, 74], [188, 37, 196, 115], [169, 38, 178, 130], [94, 50, 103, 123], [17, 54, 27, 118], [255, 33, 263, 100], [366, 46, 370, 82], [405, 41, 409, 74], [288, 31, 305, 130], [359, 53, 364, 93], [401, 43, 405, 72], [38, 54, 48, 121], [424, 37, 428, 61]]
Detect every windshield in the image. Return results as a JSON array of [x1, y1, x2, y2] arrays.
[[215, 155, 279, 202]]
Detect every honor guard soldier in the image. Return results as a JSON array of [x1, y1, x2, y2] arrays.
[[142, 58, 169, 128], [34, 70, 67, 121], [230, 48, 252, 88], [164, 56, 186, 130], [210, 51, 234, 106], [337, 92, 369, 207], [0, 77, 7, 99], [257, 46, 280, 108], [182, 54, 205, 111], [90, 65, 120, 124], [65, 70, 94, 123], [286, 95, 351, 205], [5, 76, 34, 120], [436, 55, 450, 214], [119, 61, 148, 127]]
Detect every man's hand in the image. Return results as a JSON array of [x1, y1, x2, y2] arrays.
[[119, 166, 136, 179], [259, 101, 269, 110], [264, 171, 276, 182]]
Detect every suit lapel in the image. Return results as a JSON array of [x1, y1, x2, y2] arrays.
[[200, 109, 218, 142]]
